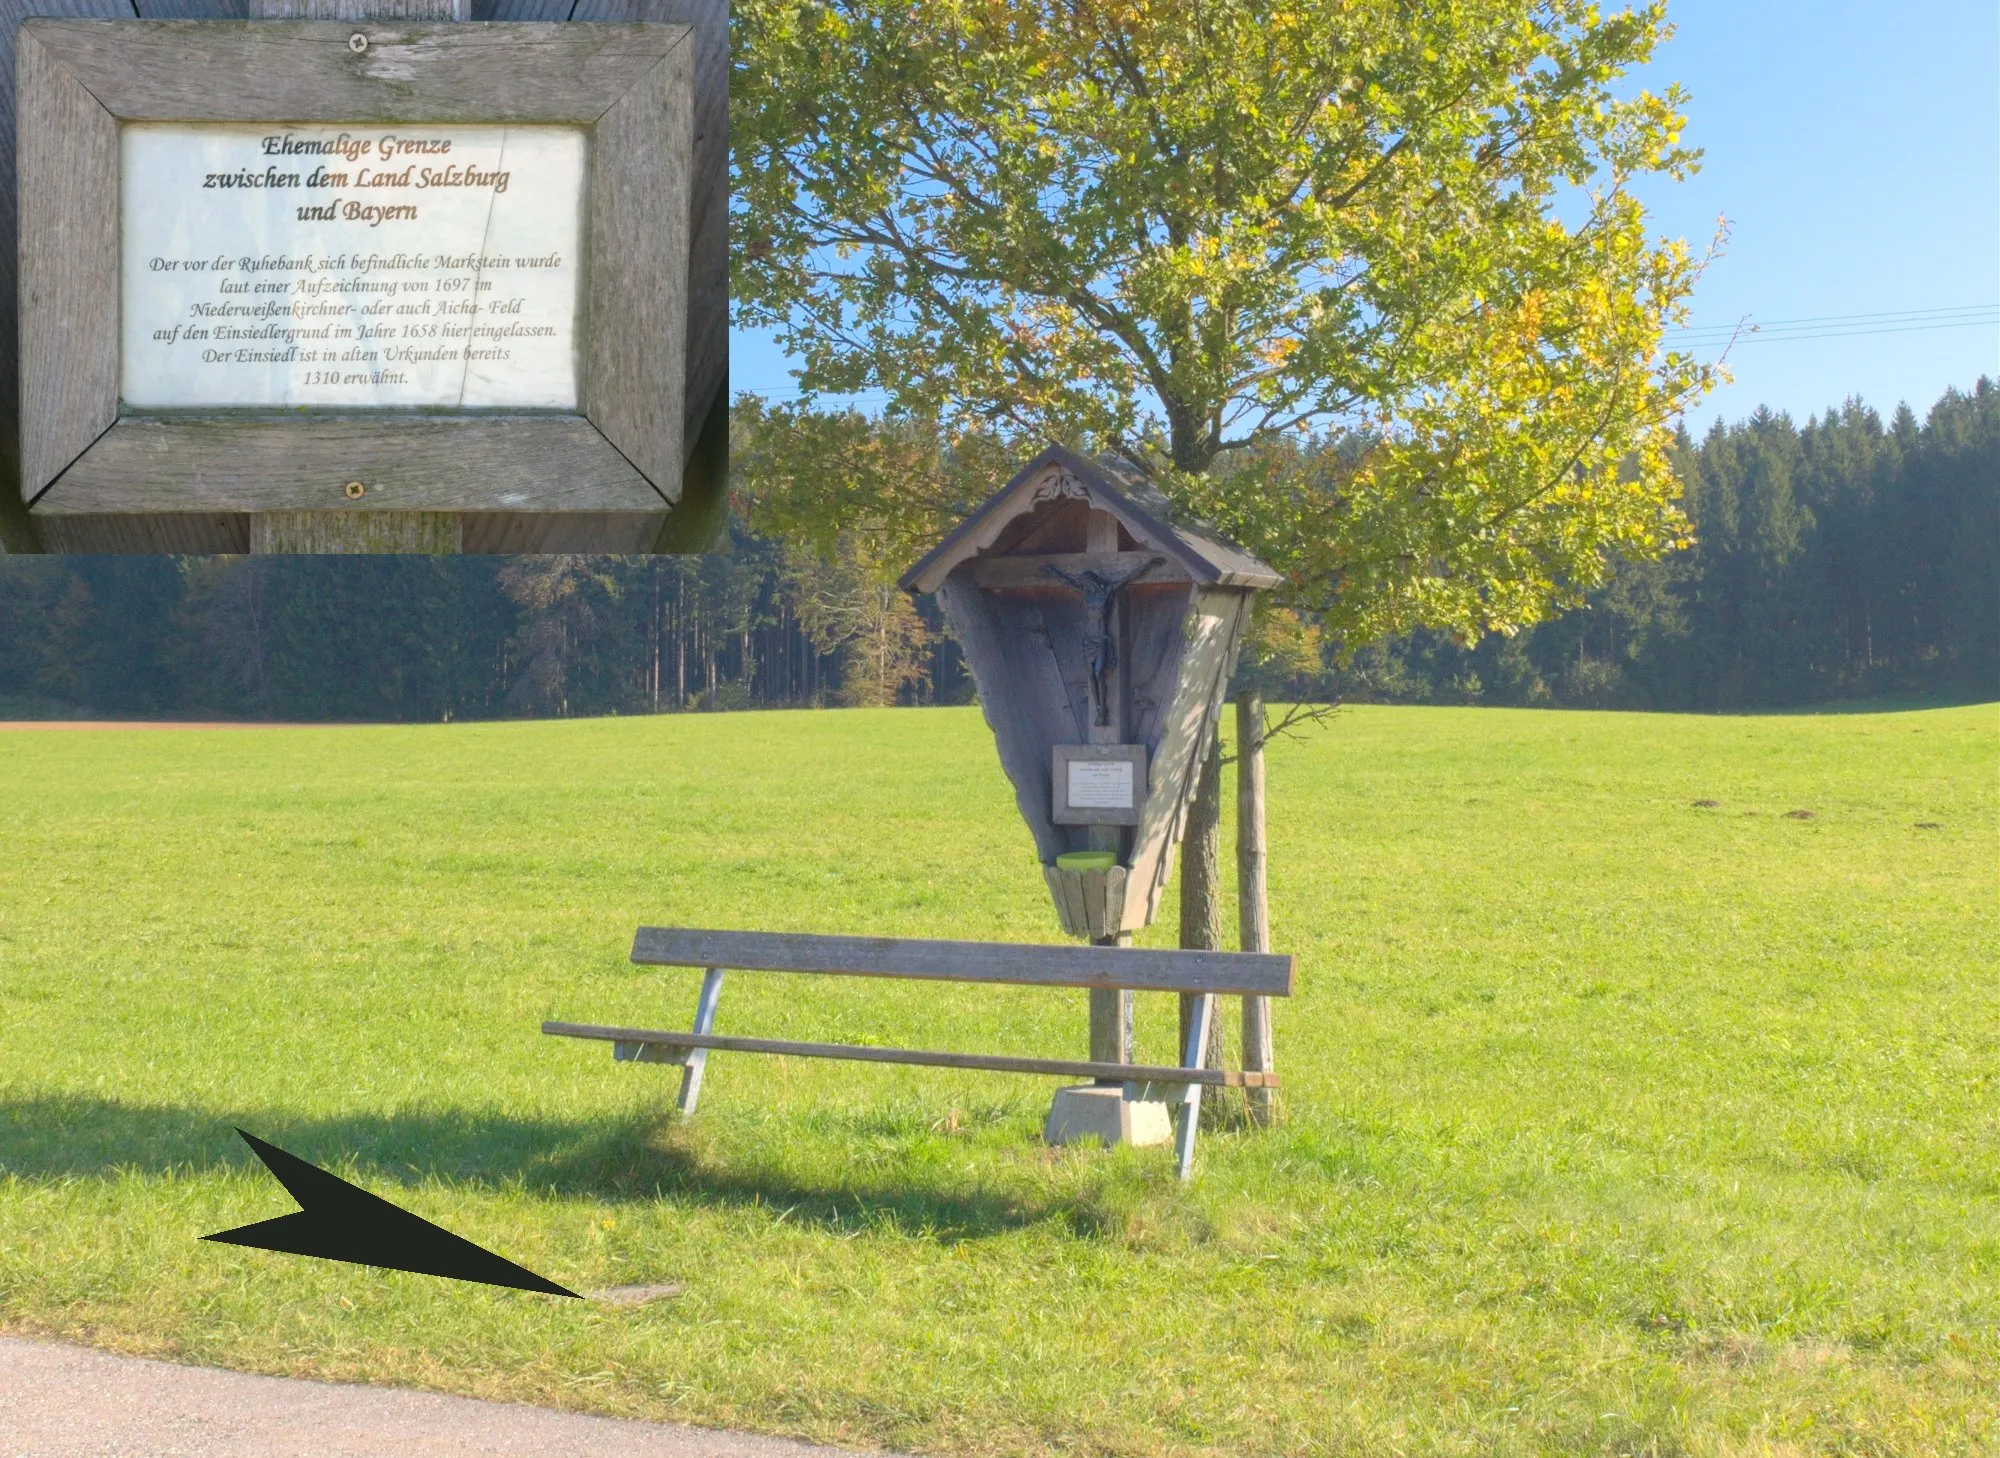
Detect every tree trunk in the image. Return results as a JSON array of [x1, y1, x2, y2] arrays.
[[671, 574, 682, 706], [650, 566, 661, 710]]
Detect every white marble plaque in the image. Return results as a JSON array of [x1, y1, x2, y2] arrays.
[[1068, 759, 1136, 810], [120, 124, 586, 410]]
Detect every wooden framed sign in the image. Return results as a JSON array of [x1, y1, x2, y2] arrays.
[[1053, 743, 1147, 827], [13, 18, 695, 553]]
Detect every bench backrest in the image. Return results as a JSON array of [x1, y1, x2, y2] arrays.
[[631, 927, 1293, 997]]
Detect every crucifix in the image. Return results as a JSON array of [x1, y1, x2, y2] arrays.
[[1041, 552, 1164, 728]]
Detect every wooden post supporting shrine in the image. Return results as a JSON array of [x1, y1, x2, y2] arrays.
[[1085, 505, 1136, 1071]]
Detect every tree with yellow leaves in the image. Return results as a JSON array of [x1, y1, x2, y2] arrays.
[[735, 0, 1715, 645], [734, 0, 1718, 950]]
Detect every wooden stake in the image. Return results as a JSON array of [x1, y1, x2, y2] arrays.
[[1177, 727, 1227, 1080], [1236, 690, 1275, 1124]]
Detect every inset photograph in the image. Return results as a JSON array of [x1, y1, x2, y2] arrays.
[[0, 0, 726, 554]]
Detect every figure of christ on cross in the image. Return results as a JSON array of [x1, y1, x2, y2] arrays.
[[1042, 556, 1166, 727]]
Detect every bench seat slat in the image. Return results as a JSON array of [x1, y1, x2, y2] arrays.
[[629, 927, 1293, 997], [542, 1020, 1281, 1089]]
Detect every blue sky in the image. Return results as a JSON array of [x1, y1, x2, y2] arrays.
[[728, 0, 1999, 432]]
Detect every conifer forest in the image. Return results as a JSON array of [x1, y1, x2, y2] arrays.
[[0, 380, 1991, 722]]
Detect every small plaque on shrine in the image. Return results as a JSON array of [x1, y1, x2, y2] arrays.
[[1053, 743, 1148, 826]]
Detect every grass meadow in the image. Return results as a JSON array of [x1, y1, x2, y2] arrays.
[[0, 703, 1993, 1456]]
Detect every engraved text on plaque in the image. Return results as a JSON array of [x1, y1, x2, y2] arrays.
[[1068, 759, 1137, 811], [120, 124, 585, 410]]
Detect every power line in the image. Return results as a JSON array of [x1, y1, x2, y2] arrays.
[[1670, 316, 1994, 341], [1709, 318, 1997, 346], [1673, 302, 1998, 331], [1668, 304, 1997, 346]]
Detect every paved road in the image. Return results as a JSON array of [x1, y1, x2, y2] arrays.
[[0, 1337, 875, 1458]]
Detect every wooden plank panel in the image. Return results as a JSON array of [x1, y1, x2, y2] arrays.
[[1120, 585, 1253, 929], [36, 512, 249, 553], [34, 415, 663, 511], [137, 0, 251, 18], [543, 1022, 1283, 1088], [16, 25, 119, 502], [1102, 864, 1133, 937], [584, 27, 690, 497], [567, 0, 725, 469], [0, 0, 131, 549], [1122, 583, 1188, 752], [1080, 867, 1107, 940], [36, 506, 668, 553], [936, 569, 1071, 866], [1052, 867, 1090, 938], [263, 0, 463, 15], [1027, 596, 1095, 743], [473, 0, 568, 18], [460, 509, 666, 552], [990, 595, 1084, 746], [249, 510, 461, 552], [1042, 865, 1080, 937], [628, 926, 1294, 996], [25, 21, 681, 123]]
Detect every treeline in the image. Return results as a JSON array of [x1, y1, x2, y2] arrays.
[[0, 380, 1991, 721], [0, 541, 968, 722], [1301, 379, 1997, 709]]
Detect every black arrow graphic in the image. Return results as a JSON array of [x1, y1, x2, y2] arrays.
[[203, 1129, 578, 1297]]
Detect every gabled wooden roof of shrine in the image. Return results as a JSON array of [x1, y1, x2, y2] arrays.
[[898, 445, 1282, 596]]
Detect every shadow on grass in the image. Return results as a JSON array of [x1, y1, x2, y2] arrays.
[[0, 1093, 1163, 1243]]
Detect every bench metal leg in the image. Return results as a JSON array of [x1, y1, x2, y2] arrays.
[[677, 967, 726, 1116], [1174, 993, 1215, 1180]]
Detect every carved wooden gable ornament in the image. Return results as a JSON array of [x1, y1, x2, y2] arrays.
[[901, 445, 1279, 939]]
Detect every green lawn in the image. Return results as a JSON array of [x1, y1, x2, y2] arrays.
[[0, 703, 1993, 1456]]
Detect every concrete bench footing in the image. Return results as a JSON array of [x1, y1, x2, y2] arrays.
[[1042, 1085, 1172, 1148]]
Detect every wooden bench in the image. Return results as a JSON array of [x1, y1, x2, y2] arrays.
[[544, 927, 1293, 1179]]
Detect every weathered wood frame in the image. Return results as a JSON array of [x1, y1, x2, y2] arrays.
[[1051, 741, 1147, 826], [15, 18, 690, 551]]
